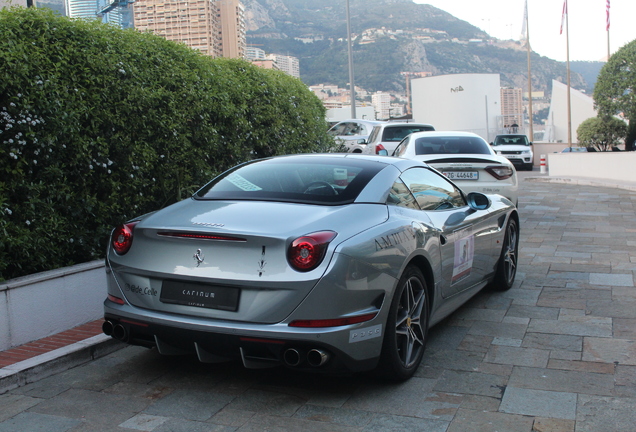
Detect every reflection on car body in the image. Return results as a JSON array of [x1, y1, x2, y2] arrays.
[[103, 154, 519, 381]]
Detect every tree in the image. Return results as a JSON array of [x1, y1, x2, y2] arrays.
[[576, 116, 627, 152], [594, 40, 636, 151]]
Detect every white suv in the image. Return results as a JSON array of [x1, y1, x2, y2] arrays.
[[491, 134, 534, 171], [361, 122, 435, 155], [327, 119, 384, 153]]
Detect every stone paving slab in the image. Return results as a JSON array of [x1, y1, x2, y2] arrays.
[[0, 175, 635, 431]]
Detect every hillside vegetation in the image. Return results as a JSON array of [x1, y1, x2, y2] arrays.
[[245, 0, 588, 93]]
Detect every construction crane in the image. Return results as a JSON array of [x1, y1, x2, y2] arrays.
[[97, 0, 135, 17]]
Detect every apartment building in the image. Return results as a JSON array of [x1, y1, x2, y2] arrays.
[[265, 54, 300, 79], [217, 0, 246, 59], [372, 91, 391, 120], [500, 87, 524, 130], [133, 0, 245, 59]]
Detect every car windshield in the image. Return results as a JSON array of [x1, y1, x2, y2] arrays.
[[493, 135, 529, 146], [414, 136, 491, 155], [194, 156, 385, 205], [382, 125, 434, 142]]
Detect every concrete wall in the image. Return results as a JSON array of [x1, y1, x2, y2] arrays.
[[547, 151, 636, 182], [411, 73, 502, 141], [0, 261, 106, 351], [532, 142, 571, 165]]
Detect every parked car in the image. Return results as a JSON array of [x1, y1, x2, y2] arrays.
[[361, 122, 435, 156], [327, 119, 384, 153], [560, 147, 588, 152], [393, 131, 518, 206], [490, 134, 534, 171], [103, 154, 518, 381]]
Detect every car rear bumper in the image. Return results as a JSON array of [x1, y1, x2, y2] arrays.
[[102, 300, 383, 373]]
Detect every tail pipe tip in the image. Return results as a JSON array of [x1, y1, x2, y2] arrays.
[[307, 349, 330, 367]]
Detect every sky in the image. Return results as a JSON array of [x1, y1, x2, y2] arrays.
[[413, 0, 636, 62]]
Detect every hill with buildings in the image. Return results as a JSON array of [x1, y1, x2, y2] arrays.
[[244, 0, 589, 96]]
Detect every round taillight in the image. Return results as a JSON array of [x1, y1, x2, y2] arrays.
[[112, 221, 139, 255], [288, 231, 337, 272]]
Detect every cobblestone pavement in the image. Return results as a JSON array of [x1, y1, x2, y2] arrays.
[[1, 175, 635, 432]]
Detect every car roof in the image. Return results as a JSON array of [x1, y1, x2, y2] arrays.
[[279, 152, 421, 168], [407, 131, 484, 139], [332, 119, 385, 126], [379, 122, 434, 128]]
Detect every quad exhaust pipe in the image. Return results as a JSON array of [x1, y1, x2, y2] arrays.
[[283, 348, 330, 368]]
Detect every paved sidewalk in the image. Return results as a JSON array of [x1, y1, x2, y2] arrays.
[[0, 173, 635, 431], [0, 321, 122, 394]]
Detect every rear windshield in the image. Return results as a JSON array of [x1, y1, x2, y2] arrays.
[[413, 136, 491, 155], [381, 125, 434, 142], [194, 156, 386, 205], [493, 135, 530, 146]]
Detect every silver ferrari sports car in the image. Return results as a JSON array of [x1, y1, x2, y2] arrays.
[[103, 154, 519, 381]]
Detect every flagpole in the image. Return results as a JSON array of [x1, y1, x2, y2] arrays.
[[565, 0, 572, 149], [606, 0, 611, 60], [525, 0, 533, 142]]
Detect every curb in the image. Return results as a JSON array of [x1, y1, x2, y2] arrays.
[[0, 334, 124, 395]]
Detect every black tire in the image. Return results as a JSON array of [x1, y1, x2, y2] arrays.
[[490, 218, 519, 291], [378, 265, 429, 381]]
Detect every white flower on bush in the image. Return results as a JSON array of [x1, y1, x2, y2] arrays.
[[26, 220, 31, 226], [4, 208, 12, 215]]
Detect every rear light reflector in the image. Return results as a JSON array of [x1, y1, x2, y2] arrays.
[[158, 232, 246, 242], [287, 231, 337, 272], [289, 312, 378, 328], [107, 294, 125, 305], [112, 221, 139, 255], [485, 165, 514, 180]]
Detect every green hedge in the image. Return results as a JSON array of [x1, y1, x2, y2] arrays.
[[0, 7, 333, 281]]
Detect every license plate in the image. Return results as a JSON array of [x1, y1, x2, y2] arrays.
[[442, 171, 479, 180], [161, 280, 240, 311]]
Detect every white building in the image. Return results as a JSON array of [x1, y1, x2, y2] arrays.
[[411, 73, 502, 141], [266, 54, 300, 79], [245, 46, 266, 61], [544, 80, 597, 144], [372, 92, 391, 120], [66, 0, 130, 28]]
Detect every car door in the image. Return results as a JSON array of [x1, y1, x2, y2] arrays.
[[399, 167, 494, 297]]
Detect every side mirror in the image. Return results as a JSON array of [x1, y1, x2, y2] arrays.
[[357, 139, 366, 144], [466, 192, 491, 211], [489, 142, 494, 146], [378, 149, 388, 156]]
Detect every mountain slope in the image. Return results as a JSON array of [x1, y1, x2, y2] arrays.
[[244, 0, 587, 94]]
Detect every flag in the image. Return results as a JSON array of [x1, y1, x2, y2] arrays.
[[560, 0, 568, 35], [520, 0, 528, 42], [606, 0, 610, 31]]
